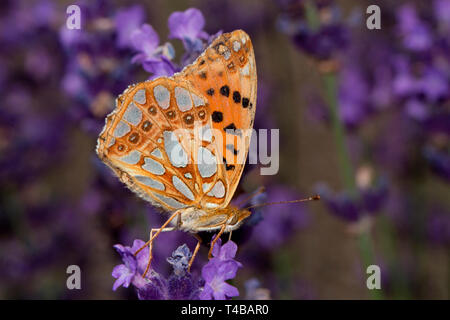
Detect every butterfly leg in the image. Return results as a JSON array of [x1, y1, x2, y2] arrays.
[[141, 226, 175, 278], [134, 210, 181, 277], [208, 224, 227, 259], [187, 233, 202, 272]]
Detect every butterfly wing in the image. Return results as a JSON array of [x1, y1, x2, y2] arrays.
[[176, 29, 257, 207], [96, 30, 257, 211]]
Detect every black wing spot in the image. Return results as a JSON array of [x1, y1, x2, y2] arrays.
[[212, 111, 223, 123], [224, 123, 242, 136], [223, 157, 235, 171], [224, 123, 236, 131], [242, 98, 250, 108], [220, 85, 230, 97], [232, 91, 241, 103], [207, 88, 215, 96]]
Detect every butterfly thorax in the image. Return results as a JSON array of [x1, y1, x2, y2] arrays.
[[177, 205, 251, 233]]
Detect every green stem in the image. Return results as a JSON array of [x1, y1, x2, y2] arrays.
[[323, 73, 356, 194], [322, 72, 383, 299]]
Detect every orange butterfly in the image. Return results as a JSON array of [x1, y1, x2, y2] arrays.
[[97, 30, 317, 275], [97, 30, 257, 274]]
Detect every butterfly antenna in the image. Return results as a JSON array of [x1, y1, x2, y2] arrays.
[[244, 195, 320, 210], [237, 186, 266, 208]]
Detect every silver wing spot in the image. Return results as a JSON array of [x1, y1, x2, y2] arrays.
[[134, 89, 146, 104], [142, 157, 165, 175], [197, 147, 217, 178], [154, 85, 170, 109], [174, 86, 193, 112], [135, 175, 165, 191], [118, 150, 141, 165], [113, 120, 130, 138], [123, 102, 143, 126], [172, 175, 195, 201]]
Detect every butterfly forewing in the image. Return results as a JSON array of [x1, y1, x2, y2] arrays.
[[177, 30, 257, 206], [97, 30, 257, 212]]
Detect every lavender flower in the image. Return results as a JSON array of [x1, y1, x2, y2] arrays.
[[277, 0, 349, 61], [168, 8, 209, 51], [167, 8, 216, 67], [115, 5, 146, 49], [397, 4, 432, 52], [130, 24, 177, 78], [112, 239, 149, 290], [316, 177, 388, 223], [137, 244, 202, 300], [129, 8, 214, 78], [113, 241, 202, 299], [200, 238, 242, 300], [167, 244, 192, 276]]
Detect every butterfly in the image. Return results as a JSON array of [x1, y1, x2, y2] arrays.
[[97, 30, 258, 273]]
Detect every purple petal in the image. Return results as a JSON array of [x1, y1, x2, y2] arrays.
[[143, 58, 178, 78], [168, 8, 207, 42], [220, 282, 240, 299], [112, 264, 133, 290], [131, 24, 160, 55], [218, 240, 238, 260], [115, 5, 146, 48], [199, 284, 214, 300], [201, 260, 217, 283]]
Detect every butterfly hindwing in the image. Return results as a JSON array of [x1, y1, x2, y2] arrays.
[[96, 30, 257, 211]]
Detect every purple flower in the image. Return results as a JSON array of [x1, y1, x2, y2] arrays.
[[361, 178, 389, 214], [317, 183, 362, 222], [142, 55, 177, 78], [168, 8, 209, 48], [338, 66, 370, 127], [130, 24, 161, 63], [199, 238, 242, 300], [316, 179, 388, 223], [405, 99, 429, 121], [167, 244, 192, 276], [136, 244, 202, 300], [397, 5, 432, 51], [293, 24, 349, 61], [115, 5, 146, 49], [112, 239, 149, 290], [434, 0, 450, 26], [130, 24, 177, 78]]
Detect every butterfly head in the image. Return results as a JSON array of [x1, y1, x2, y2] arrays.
[[221, 205, 252, 231]]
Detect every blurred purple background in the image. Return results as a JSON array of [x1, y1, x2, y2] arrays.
[[0, 0, 448, 299]]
